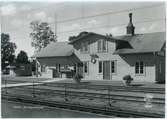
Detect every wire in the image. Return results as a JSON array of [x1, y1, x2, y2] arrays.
[[2, 18, 165, 33], [1, 4, 165, 33], [57, 18, 166, 34], [51, 3, 164, 24]]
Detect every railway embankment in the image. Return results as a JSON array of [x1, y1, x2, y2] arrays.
[[2, 76, 165, 118]]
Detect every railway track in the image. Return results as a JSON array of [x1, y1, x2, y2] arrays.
[[2, 94, 164, 118], [2, 80, 165, 94], [4, 86, 165, 104], [44, 82, 165, 94]]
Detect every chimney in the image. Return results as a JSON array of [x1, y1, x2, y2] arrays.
[[126, 13, 135, 35]]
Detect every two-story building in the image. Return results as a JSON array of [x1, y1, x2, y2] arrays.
[[34, 13, 165, 83]]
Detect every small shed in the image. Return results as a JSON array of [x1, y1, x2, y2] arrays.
[[6, 65, 16, 76]]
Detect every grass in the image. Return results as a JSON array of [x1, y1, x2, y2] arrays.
[[3, 86, 165, 116]]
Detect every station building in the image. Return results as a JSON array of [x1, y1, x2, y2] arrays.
[[34, 13, 165, 83]]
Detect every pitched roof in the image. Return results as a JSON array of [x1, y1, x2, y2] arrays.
[[69, 31, 107, 44], [113, 32, 165, 54], [33, 32, 165, 58], [34, 42, 74, 58]]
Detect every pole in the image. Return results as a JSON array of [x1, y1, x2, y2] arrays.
[[5, 78, 7, 94], [33, 80, 36, 98], [108, 86, 111, 106], [36, 59, 38, 78], [65, 83, 68, 101], [54, 13, 57, 41]]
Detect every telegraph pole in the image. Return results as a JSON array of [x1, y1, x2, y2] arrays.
[[54, 13, 57, 41]]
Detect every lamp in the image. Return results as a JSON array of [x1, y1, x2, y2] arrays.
[[90, 53, 98, 64]]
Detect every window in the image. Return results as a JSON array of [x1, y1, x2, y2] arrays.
[[41, 65, 46, 72], [99, 61, 103, 73], [135, 61, 144, 74], [20, 66, 25, 70], [159, 62, 162, 74], [81, 42, 89, 53], [83, 62, 89, 74], [74, 64, 77, 73], [56, 64, 60, 72], [98, 39, 107, 52], [98, 40, 102, 52], [111, 61, 116, 74]]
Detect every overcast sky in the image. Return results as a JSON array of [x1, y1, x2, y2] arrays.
[[0, 1, 166, 57]]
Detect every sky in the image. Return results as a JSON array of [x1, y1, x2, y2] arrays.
[[0, 1, 166, 57]]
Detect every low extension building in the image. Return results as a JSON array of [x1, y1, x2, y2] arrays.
[[34, 13, 165, 83]]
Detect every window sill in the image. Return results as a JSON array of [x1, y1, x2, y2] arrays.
[[111, 73, 117, 75], [83, 73, 89, 76], [135, 74, 145, 76], [98, 51, 108, 53]]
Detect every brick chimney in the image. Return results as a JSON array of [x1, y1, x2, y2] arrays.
[[126, 13, 135, 35]]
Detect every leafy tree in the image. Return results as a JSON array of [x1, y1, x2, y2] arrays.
[[1, 33, 17, 70], [16, 50, 29, 64], [30, 21, 56, 51]]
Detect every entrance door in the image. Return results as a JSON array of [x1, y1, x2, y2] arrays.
[[103, 61, 110, 80], [52, 69, 56, 78]]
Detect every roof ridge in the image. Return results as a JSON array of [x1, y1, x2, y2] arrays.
[[114, 31, 166, 37]]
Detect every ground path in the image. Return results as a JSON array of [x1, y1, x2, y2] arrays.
[[1, 78, 64, 88]]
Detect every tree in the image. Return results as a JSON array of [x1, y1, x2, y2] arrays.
[[16, 50, 29, 64], [30, 21, 56, 52], [1, 33, 17, 70]]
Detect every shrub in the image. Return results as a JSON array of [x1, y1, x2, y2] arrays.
[[156, 78, 165, 84], [123, 75, 133, 86], [73, 73, 83, 84]]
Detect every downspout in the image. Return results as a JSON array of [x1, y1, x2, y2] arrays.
[[153, 52, 157, 83], [35, 58, 38, 78]]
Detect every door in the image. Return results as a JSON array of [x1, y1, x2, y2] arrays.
[[103, 61, 110, 80], [77, 63, 83, 76], [52, 69, 57, 78]]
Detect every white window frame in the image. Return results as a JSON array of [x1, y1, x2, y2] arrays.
[[135, 61, 145, 75], [98, 61, 103, 74], [57, 64, 60, 72], [98, 60, 117, 75], [97, 39, 108, 53], [80, 42, 89, 53], [111, 60, 117, 75], [74, 63, 77, 73], [83, 61, 89, 74]]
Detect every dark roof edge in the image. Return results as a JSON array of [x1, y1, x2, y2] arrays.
[[36, 54, 73, 59], [69, 32, 104, 44], [113, 50, 161, 55], [114, 31, 166, 37]]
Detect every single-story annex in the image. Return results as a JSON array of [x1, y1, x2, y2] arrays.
[[34, 13, 165, 83]]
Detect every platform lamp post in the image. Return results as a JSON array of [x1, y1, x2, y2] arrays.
[[64, 83, 68, 102], [4, 61, 9, 94]]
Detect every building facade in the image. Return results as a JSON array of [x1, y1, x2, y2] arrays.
[[34, 13, 165, 83]]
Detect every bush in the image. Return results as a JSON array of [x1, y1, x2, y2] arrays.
[[156, 78, 165, 84], [73, 73, 83, 84], [123, 75, 133, 86], [14, 64, 32, 76]]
